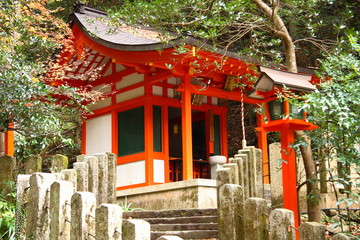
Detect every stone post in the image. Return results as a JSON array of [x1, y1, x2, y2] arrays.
[[223, 163, 239, 185], [269, 142, 283, 208], [216, 168, 231, 207], [50, 180, 74, 240], [122, 219, 151, 240], [61, 169, 77, 192], [244, 197, 269, 240], [254, 148, 264, 198], [241, 147, 261, 198], [235, 153, 249, 199], [26, 173, 57, 240], [94, 153, 109, 204], [269, 208, 295, 240], [218, 184, 244, 240], [84, 156, 99, 198], [77, 154, 85, 162], [73, 162, 88, 191], [96, 204, 123, 240], [332, 233, 357, 240], [24, 155, 42, 174], [16, 174, 31, 240], [49, 154, 68, 173], [107, 152, 117, 203], [71, 192, 96, 240], [0, 155, 16, 193], [299, 222, 326, 240]]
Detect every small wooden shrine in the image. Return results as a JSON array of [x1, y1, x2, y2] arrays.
[[55, 3, 319, 200]]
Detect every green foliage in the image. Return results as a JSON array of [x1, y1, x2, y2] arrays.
[[304, 32, 360, 169], [118, 197, 143, 212], [113, 0, 359, 68], [0, 0, 93, 161], [302, 32, 359, 233], [0, 181, 16, 240]]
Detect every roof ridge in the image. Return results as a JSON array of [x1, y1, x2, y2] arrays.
[[73, 1, 108, 16]]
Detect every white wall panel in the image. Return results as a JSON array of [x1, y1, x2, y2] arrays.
[[117, 160, 146, 187], [152, 86, 163, 96], [153, 159, 165, 183], [116, 87, 144, 103], [117, 73, 144, 89], [86, 114, 112, 155]]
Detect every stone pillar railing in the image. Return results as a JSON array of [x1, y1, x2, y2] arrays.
[[71, 192, 97, 239], [96, 204, 123, 239], [216, 146, 352, 240], [16, 152, 152, 240], [26, 173, 57, 239], [50, 180, 74, 240], [299, 222, 326, 240], [244, 197, 269, 240], [270, 209, 296, 240], [123, 219, 151, 240], [218, 184, 244, 240]]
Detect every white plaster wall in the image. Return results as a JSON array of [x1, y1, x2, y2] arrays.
[[211, 97, 218, 105], [116, 73, 144, 89], [167, 77, 178, 85], [117, 160, 146, 187], [116, 87, 144, 103], [88, 84, 112, 111], [153, 159, 165, 183], [116, 63, 126, 72], [152, 86, 163, 96], [85, 114, 112, 155], [168, 88, 174, 98]]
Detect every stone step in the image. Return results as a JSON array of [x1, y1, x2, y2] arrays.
[[140, 216, 218, 225], [123, 208, 217, 219], [151, 230, 218, 240], [152, 223, 218, 231]]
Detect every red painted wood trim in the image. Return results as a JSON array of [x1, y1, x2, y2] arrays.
[[162, 103, 170, 183], [257, 114, 269, 184], [181, 74, 193, 180], [280, 127, 300, 237], [144, 73, 155, 185], [176, 84, 262, 105], [4, 124, 14, 157], [81, 121, 86, 154], [220, 111, 228, 158], [111, 111, 118, 156], [93, 68, 137, 87]]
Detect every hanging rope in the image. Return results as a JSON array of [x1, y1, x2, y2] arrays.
[[240, 89, 247, 149]]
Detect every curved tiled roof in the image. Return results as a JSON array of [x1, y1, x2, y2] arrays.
[[68, 3, 257, 62]]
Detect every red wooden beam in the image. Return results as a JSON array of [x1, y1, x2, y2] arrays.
[[147, 70, 174, 85], [92, 68, 137, 87], [176, 84, 262, 105]]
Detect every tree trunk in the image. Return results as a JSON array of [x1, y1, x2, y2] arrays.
[[295, 130, 321, 222], [251, 0, 321, 222]]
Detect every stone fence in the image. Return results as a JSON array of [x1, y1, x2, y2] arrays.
[[216, 146, 357, 240], [1, 149, 357, 240], [15, 152, 153, 240]]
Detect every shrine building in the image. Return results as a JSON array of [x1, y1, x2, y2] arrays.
[[57, 3, 318, 196]]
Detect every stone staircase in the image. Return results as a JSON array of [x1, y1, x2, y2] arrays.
[[123, 208, 218, 240]]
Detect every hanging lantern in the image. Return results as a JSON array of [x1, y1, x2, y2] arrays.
[[248, 66, 316, 130]]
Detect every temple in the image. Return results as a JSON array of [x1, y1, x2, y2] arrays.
[[56, 3, 318, 193]]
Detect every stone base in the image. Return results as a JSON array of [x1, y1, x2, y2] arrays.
[[116, 179, 217, 210]]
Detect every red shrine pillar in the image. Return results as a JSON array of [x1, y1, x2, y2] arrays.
[[181, 74, 193, 180], [280, 124, 300, 239]]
